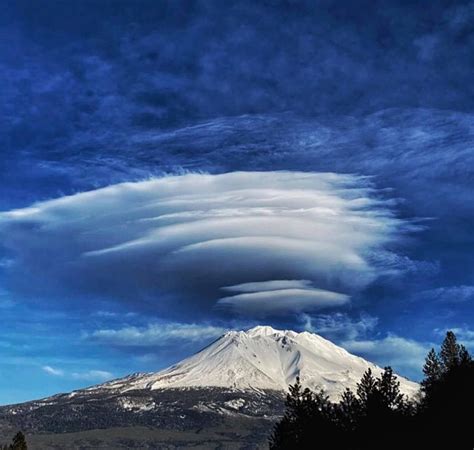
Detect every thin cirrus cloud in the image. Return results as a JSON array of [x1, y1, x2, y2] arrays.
[[341, 335, 432, 379], [71, 370, 114, 381], [88, 322, 227, 347], [0, 171, 412, 317], [300, 312, 379, 341], [300, 312, 430, 379], [42, 365, 64, 377], [435, 327, 474, 349], [42, 365, 112, 381], [415, 285, 474, 303]]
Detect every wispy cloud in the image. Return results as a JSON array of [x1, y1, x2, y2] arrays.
[[341, 335, 432, 380], [88, 322, 227, 347], [92, 310, 138, 319], [71, 370, 113, 381], [301, 313, 378, 341], [42, 365, 64, 377], [42, 365, 112, 382], [435, 327, 474, 349], [415, 285, 474, 303]]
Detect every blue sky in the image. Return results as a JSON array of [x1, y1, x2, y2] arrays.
[[1, 0, 474, 404]]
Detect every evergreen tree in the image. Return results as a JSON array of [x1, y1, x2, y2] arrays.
[[269, 377, 315, 449], [418, 331, 474, 448], [439, 331, 461, 370], [376, 367, 405, 409], [335, 387, 360, 444], [270, 330, 474, 449], [337, 388, 359, 428], [270, 378, 337, 449], [355, 367, 409, 449], [9, 432, 27, 450], [459, 344, 472, 365], [356, 368, 377, 405], [421, 348, 442, 393]]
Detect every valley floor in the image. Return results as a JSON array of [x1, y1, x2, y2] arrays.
[[22, 420, 273, 450]]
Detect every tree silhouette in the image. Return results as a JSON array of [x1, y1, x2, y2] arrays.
[[356, 368, 377, 405], [421, 348, 442, 393], [439, 330, 461, 370], [336, 388, 359, 433], [376, 367, 404, 409], [1, 432, 27, 450], [270, 331, 474, 449], [269, 377, 338, 449], [418, 331, 474, 448], [271, 368, 411, 449], [10, 432, 27, 450]]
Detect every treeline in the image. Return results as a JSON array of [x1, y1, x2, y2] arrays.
[[270, 331, 474, 449]]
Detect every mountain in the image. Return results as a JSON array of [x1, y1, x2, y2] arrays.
[[95, 325, 418, 398], [0, 327, 419, 448]]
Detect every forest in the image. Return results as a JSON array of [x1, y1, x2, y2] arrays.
[[271, 331, 473, 449]]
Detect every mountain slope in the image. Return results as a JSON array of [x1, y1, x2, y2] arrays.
[[87, 325, 418, 399]]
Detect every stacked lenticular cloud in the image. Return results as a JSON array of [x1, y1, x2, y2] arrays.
[[0, 171, 410, 317]]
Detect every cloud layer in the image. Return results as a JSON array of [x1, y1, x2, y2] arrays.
[[42, 365, 113, 382], [416, 285, 474, 304], [0, 171, 409, 317], [341, 335, 431, 377], [88, 322, 226, 347], [301, 312, 379, 341]]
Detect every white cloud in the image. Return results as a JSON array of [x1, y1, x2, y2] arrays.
[[435, 327, 474, 349], [416, 285, 474, 303], [342, 334, 431, 379], [222, 279, 313, 293], [451, 327, 474, 340], [301, 312, 378, 340], [92, 310, 138, 318], [219, 280, 350, 314], [42, 365, 64, 376], [42, 365, 113, 382], [0, 171, 411, 316], [71, 370, 113, 381], [89, 322, 227, 347], [218, 287, 349, 315]]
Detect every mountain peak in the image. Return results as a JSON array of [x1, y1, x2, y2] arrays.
[[229, 325, 304, 339], [245, 325, 285, 336]]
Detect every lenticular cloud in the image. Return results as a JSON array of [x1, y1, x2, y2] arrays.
[[0, 171, 408, 316]]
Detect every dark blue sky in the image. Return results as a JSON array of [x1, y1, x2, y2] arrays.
[[1, 0, 474, 404]]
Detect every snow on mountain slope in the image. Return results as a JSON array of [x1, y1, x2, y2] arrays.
[[96, 326, 419, 399]]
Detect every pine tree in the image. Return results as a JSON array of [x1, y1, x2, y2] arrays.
[[439, 331, 460, 370], [269, 377, 315, 449], [270, 378, 336, 449], [356, 368, 377, 406], [10, 432, 27, 450], [376, 367, 404, 409], [459, 344, 472, 366], [421, 348, 442, 393], [337, 388, 360, 432], [418, 331, 474, 448]]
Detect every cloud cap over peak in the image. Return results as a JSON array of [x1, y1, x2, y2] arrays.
[[0, 171, 412, 317]]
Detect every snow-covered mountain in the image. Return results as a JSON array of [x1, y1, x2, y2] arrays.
[[0, 326, 419, 447], [90, 325, 418, 399]]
